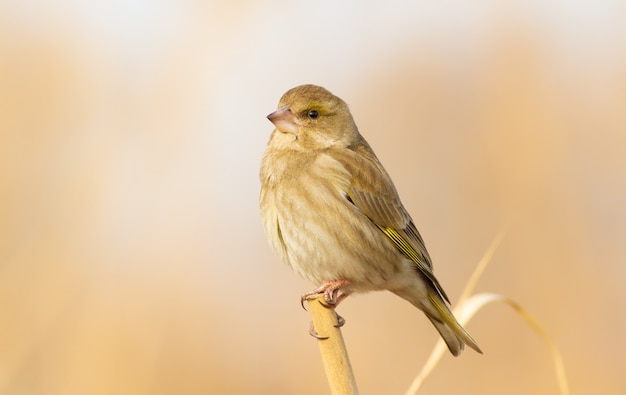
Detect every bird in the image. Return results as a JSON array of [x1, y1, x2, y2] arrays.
[[259, 84, 481, 356]]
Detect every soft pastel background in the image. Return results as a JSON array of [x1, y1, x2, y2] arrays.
[[1, 1, 624, 394]]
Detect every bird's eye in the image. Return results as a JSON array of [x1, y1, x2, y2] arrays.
[[308, 110, 319, 119]]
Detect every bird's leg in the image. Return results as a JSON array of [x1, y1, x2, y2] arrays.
[[302, 280, 351, 338], [300, 279, 351, 308], [300, 280, 350, 340]]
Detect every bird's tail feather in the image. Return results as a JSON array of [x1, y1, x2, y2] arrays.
[[426, 291, 482, 356]]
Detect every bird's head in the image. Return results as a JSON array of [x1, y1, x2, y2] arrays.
[[267, 84, 358, 149]]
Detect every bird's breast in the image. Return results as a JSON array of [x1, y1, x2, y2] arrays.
[[260, 148, 403, 290]]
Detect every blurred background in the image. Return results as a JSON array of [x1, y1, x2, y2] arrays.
[[1, 1, 624, 394]]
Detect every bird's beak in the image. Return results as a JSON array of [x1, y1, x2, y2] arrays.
[[267, 105, 297, 134]]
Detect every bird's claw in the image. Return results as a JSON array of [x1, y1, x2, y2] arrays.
[[307, 311, 346, 339], [309, 321, 329, 339], [300, 279, 351, 310], [302, 280, 350, 338], [334, 313, 346, 328]]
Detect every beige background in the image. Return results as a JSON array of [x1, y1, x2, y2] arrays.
[[1, 1, 624, 394]]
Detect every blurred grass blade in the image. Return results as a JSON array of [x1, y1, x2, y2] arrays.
[[405, 226, 507, 395], [457, 220, 509, 304], [404, 330, 449, 395], [465, 294, 569, 395], [405, 292, 570, 395]]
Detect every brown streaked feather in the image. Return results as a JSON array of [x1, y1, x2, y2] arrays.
[[329, 138, 450, 303]]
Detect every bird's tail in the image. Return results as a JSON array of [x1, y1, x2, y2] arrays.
[[423, 291, 482, 356], [393, 285, 482, 356]]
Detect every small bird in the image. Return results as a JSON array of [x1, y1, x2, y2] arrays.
[[259, 84, 481, 356]]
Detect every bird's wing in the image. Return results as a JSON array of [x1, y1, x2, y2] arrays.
[[330, 142, 450, 303]]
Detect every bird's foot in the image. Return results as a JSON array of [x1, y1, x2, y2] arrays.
[[300, 279, 351, 309], [308, 312, 346, 339]]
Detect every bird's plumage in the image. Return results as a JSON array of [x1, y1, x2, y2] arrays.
[[260, 84, 481, 356]]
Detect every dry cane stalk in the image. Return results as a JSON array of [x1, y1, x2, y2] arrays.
[[307, 296, 359, 395]]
